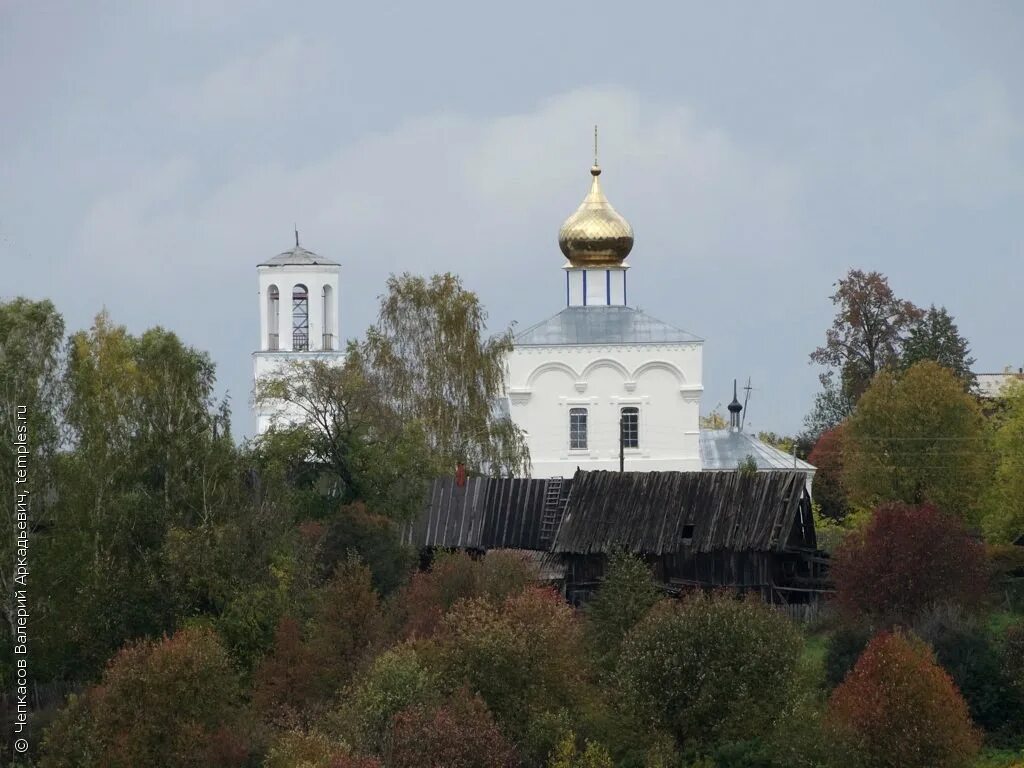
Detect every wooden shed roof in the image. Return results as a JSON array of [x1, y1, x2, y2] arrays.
[[552, 470, 814, 555], [400, 476, 565, 551]]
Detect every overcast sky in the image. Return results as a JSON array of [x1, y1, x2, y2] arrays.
[[3, 1, 1022, 438]]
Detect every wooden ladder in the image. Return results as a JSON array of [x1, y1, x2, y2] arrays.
[[539, 476, 565, 546]]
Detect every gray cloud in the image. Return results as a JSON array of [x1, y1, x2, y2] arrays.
[[3, 3, 1022, 440]]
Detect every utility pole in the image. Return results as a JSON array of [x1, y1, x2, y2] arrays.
[[619, 414, 625, 472]]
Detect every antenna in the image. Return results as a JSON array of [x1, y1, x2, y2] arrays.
[[741, 377, 752, 431], [294, 224, 299, 248], [594, 124, 598, 166]]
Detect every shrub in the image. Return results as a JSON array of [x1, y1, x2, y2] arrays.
[[831, 502, 988, 625], [394, 550, 536, 639], [823, 626, 871, 689], [614, 591, 804, 752], [913, 606, 1023, 734], [386, 692, 519, 768], [435, 587, 586, 763], [808, 425, 850, 522], [320, 503, 416, 595], [330, 645, 439, 752], [263, 729, 380, 768], [39, 627, 250, 768], [827, 631, 980, 768], [585, 552, 661, 671], [546, 732, 614, 768], [1002, 622, 1024, 700], [253, 559, 384, 724]]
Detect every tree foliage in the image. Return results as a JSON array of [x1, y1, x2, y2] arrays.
[[387, 693, 520, 768], [808, 425, 850, 522], [254, 357, 435, 519], [831, 503, 988, 625], [900, 305, 977, 390], [584, 552, 660, 671], [393, 550, 537, 640], [614, 592, 803, 753], [827, 631, 981, 768], [986, 380, 1024, 541], [842, 361, 990, 519], [435, 587, 586, 763], [810, 268, 922, 403], [39, 627, 251, 768], [358, 273, 529, 476], [0, 298, 65, 672], [330, 645, 439, 753]]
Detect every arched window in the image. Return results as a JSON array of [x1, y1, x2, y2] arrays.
[[322, 284, 334, 350], [620, 406, 639, 449], [267, 285, 280, 350], [292, 284, 309, 351]]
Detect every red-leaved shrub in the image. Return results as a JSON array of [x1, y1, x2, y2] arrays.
[[40, 627, 251, 768], [827, 631, 980, 768], [808, 425, 850, 522], [387, 692, 519, 768], [831, 502, 987, 624]]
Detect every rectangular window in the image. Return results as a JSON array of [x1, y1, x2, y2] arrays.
[[569, 407, 588, 450], [621, 406, 639, 449]]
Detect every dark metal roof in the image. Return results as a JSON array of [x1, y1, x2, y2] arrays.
[[401, 477, 569, 551], [514, 306, 702, 346], [258, 245, 339, 267], [552, 470, 814, 555]]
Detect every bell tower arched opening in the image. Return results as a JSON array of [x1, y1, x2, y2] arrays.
[[292, 284, 309, 351]]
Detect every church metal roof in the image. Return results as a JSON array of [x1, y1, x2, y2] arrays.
[[258, 245, 339, 267], [514, 306, 702, 347], [700, 429, 816, 472]]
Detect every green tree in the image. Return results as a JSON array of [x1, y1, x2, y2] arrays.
[[435, 587, 586, 763], [0, 299, 65, 673], [843, 361, 990, 520], [34, 311, 237, 678], [330, 645, 440, 753], [254, 356, 434, 519], [614, 592, 804, 755], [986, 380, 1024, 541], [359, 273, 529, 476], [901, 305, 977, 390], [585, 552, 661, 671]]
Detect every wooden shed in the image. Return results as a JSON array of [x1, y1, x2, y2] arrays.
[[551, 470, 826, 605]]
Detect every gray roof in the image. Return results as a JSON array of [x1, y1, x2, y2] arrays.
[[554, 470, 815, 554], [514, 306, 702, 347], [700, 429, 816, 472], [258, 245, 339, 267]]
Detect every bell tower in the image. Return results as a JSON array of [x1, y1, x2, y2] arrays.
[[252, 232, 344, 434]]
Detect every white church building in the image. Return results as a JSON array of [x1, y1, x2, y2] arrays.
[[504, 153, 814, 480]]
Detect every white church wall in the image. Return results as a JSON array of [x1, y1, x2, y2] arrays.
[[507, 342, 703, 477]]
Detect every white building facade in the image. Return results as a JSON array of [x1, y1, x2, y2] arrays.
[[252, 239, 345, 435], [505, 158, 705, 477]]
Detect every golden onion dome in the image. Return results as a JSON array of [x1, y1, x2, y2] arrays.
[[558, 163, 634, 267]]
